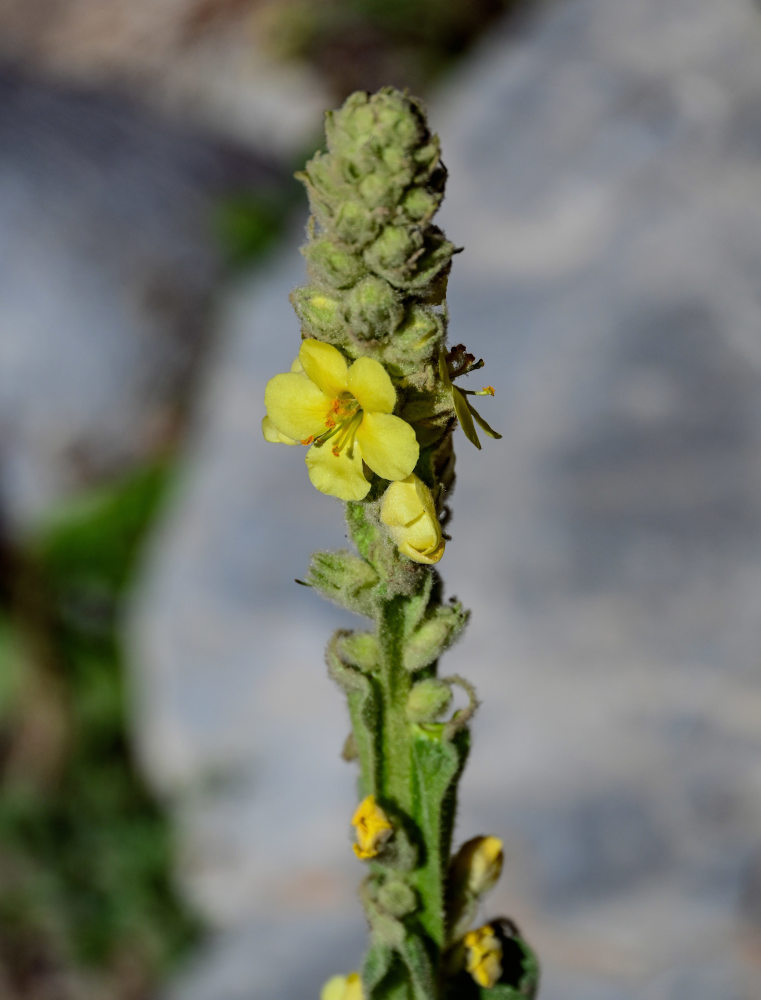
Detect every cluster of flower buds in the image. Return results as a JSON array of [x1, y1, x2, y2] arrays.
[[262, 88, 500, 565]]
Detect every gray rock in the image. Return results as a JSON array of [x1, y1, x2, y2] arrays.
[[128, 0, 761, 997], [0, 70, 283, 533]]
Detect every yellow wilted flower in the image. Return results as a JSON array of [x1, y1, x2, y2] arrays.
[[380, 474, 444, 564], [351, 795, 393, 860], [464, 924, 503, 989], [264, 339, 419, 501]]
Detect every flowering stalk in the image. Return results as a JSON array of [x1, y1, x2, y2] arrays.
[[263, 88, 538, 1000]]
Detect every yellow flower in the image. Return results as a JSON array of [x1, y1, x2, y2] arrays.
[[320, 972, 363, 1000], [380, 475, 445, 564], [351, 795, 393, 860], [264, 339, 419, 501], [464, 924, 503, 989]]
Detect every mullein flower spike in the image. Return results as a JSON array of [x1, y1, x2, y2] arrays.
[[259, 86, 537, 1000]]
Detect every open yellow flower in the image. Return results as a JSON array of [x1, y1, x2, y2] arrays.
[[264, 339, 419, 501], [380, 474, 445, 564]]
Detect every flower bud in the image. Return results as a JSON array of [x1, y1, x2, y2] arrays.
[[400, 186, 442, 224], [290, 286, 343, 338], [364, 225, 422, 277], [380, 475, 444, 564], [376, 878, 417, 917], [345, 276, 403, 339], [406, 678, 452, 722], [332, 199, 380, 248], [304, 238, 366, 289], [451, 836, 504, 897]]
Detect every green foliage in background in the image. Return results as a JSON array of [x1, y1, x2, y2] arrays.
[[260, 0, 524, 95], [0, 465, 199, 1000]]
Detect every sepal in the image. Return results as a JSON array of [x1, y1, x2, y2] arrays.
[[406, 678, 452, 723], [403, 602, 469, 672], [346, 276, 404, 340], [308, 550, 379, 616]]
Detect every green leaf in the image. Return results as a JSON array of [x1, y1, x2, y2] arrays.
[[409, 727, 469, 948], [326, 631, 381, 796], [363, 940, 395, 995], [399, 932, 437, 1000]]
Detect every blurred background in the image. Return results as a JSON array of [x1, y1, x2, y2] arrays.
[[1, 1, 761, 998]]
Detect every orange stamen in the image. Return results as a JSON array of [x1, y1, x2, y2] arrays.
[[301, 435, 314, 445]]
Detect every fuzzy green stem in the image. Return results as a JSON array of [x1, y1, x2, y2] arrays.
[[378, 599, 414, 814]]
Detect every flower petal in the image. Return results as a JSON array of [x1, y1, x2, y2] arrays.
[[381, 475, 444, 563], [400, 512, 440, 552], [261, 415, 298, 445], [380, 475, 430, 526], [398, 532, 445, 564], [347, 356, 396, 414], [305, 443, 370, 501], [356, 412, 419, 482], [299, 339, 349, 397], [264, 372, 331, 441]]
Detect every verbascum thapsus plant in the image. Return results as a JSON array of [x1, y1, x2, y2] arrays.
[[263, 87, 539, 1000]]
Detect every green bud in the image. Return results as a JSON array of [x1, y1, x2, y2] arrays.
[[399, 305, 443, 347], [336, 630, 380, 672], [327, 94, 375, 144], [304, 239, 365, 289], [376, 879, 418, 918], [403, 604, 469, 672], [307, 550, 378, 617], [406, 678, 453, 723], [365, 225, 421, 276], [413, 139, 442, 179], [358, 170, 403, 210], [382, 306, 444, 376], [399, 186, 442, 224], [403, 230, 456, 291], [382, 144, 408, 175], [332, 199, 380, 248], [290, 286, 343, 338], [346, 276, 404, 340], [299, 153, 336, 198]]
